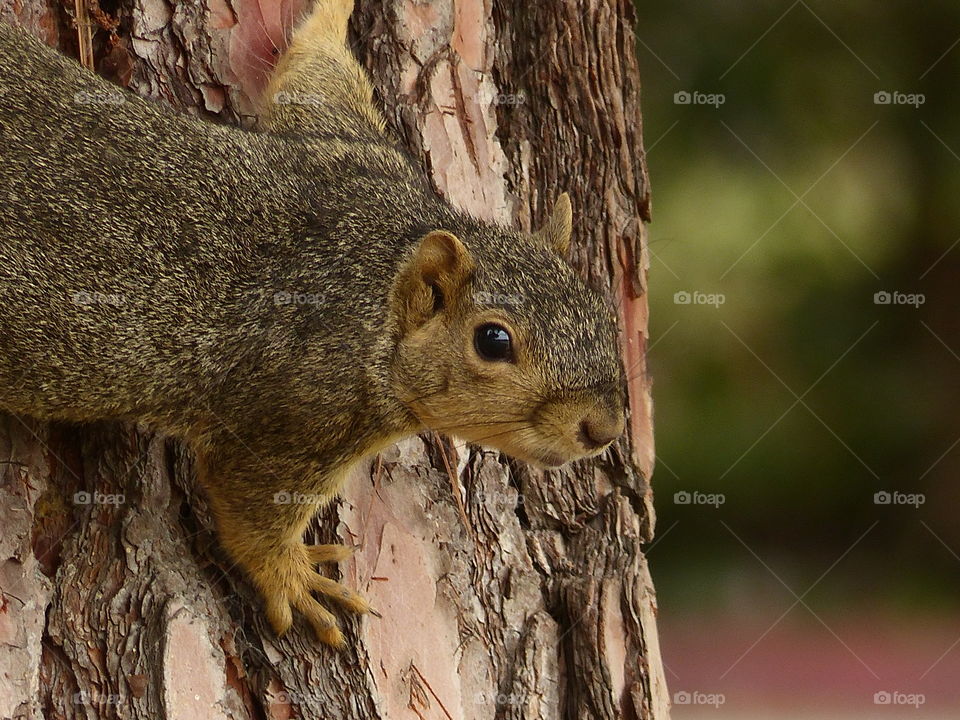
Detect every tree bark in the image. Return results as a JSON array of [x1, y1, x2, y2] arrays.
[[0, 1, 666, 718]]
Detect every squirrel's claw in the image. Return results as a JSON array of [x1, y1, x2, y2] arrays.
[[292, 592, 345, 648], [309, 574, 371, 615], [253, 542, 366, 649]]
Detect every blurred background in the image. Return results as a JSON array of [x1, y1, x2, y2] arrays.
[[634, 1, 960, 718]]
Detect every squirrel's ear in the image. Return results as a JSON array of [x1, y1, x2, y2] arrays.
[[394, 230, 474, 330], [533, 193, 573, 256]]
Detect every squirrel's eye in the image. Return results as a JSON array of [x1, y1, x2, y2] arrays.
[[474, 323, 513, 362]]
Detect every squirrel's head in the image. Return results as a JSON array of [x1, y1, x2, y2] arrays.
[[389, 195, 625, 468]]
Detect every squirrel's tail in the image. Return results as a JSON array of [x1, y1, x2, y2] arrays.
[[261, 0, 387, 140]]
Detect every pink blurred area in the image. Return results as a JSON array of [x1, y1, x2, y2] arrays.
[[660, 609, 960, 718], [210, 0, 308, 99]]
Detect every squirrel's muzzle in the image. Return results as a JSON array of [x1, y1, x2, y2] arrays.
[[577, 412, 624, 451], [518, 389, 625, 467]]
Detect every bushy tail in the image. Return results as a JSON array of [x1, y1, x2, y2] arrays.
[[261, 0, 387, 140]]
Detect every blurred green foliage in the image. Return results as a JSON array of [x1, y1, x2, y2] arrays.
[[635, 0, 960, 611]]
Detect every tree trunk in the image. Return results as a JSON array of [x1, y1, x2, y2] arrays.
[[0, 1, 666, 718]]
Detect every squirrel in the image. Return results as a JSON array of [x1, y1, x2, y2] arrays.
[[0, 0, 626, 648]]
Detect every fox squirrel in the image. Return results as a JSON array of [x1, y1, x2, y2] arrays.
[[0, 0, 625, 648]]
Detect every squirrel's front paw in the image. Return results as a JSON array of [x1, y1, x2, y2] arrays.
[[252, 543, 370, 648]]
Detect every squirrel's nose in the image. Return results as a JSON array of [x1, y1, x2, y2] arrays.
[[577, 413, 624, 451]]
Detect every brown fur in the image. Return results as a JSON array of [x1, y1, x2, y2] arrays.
[[0, 0, 625, 647]]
